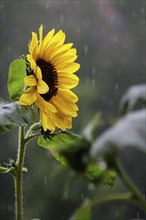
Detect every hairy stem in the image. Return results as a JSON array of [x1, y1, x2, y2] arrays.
[[14, 126, 26, 220]]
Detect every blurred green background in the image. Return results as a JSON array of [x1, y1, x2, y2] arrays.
[[0, 1, 145, 220]]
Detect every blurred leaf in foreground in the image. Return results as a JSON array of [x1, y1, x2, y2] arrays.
[[119, 84, 146, 115], [38, 131, 91, 171], [90, 109, 146, 165]]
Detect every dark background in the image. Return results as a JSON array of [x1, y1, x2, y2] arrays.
[[0, 1, 145, 220]]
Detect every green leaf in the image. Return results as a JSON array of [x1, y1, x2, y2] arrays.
[[70, 199, 91, 220], [82, 112, 102, 142], [84, 163, 116, 187], [0, 101, 36, 134], [8, 59, 26, 101], [119, 84, 146, 115], [38, 131, 91, 171], [91, 110, 146, 165]]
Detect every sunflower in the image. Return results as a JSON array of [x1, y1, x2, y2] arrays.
[[19, 25, 80, 133]]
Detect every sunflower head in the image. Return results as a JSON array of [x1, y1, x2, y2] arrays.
[[19, 25, 80, 133]]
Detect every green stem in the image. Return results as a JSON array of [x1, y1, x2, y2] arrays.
[[90, 192, 132, 207], [114, 158, 146, 213], [14, 126, 26, 220], [25, 132, 40, 143], [25, 122, 41, 139]]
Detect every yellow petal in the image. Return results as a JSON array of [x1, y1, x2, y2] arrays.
[[40, 110, 55, 132], [37, 80, 49, 94], [40, 29, 55, 56], [38, 25, 43, 52], [19, 87, 37, 105], [44, 42, 59, 61], [26, 54, 36, 72], [54, 113, 72, 129], [51, 96, 78, 117], [29, 32, 39, 60], [36, 94, 57, 113], [35, 66, 42, 80], [52, 54, 77, 66], [47, 43, 73, 61], [57, 32, 66, 46], [58, 88, 78, 102], [24, 75, 37, 86], [57, 62, 80, 73], [52, 48, 77, 63], [49, 30, 64, 46], [58, 73, 79, 89], [42, 30, 64, 58], [55, 62, 73, 70]]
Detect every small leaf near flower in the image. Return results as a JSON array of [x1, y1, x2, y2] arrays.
[[8, 59, 26, 101]]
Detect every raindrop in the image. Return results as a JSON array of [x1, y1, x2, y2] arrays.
[[81, 193, 84, 201], [84, 45, 88, 55], [132, 11, 136, 16], [115, 211, 119, 217], [46, 2, 49, 9], [8, 46, 11, 52], [141, 7, 145, 15], [92, 67, 95, 76], [76, 27, 80, 35], [92, 78, 95, 87], [99, 2, 103, 13], [0, 3, 2, 10], [44, 176, 47, 184], [115, 83, 118, 91], [92, 67, 96, 87], [60, 14, 64, 25], [142, 19, 145, 25], [8, 205, 13, 211]]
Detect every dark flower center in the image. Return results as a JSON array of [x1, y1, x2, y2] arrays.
[[36, 59, 58, 101]]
